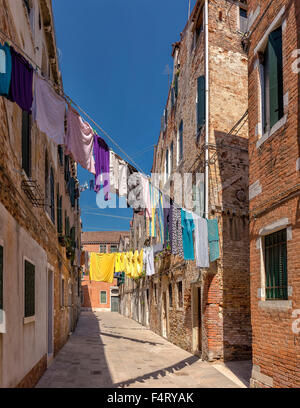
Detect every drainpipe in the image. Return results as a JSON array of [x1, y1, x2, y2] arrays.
[[204, 0, 209, 219]]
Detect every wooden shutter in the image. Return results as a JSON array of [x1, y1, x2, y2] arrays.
[[50, 168, 55, 222], [268, 27, 284, 129], [59, 196, 63, 233], [0, 246, 3, 311], [22, 111, 31, 177], [174, 74, 178, 98], [70, 178, 76, 207], [24, 260, 35, 317], [265, 229, 287, 300], [179, 121, 183, 160], [197, 76, 205, 132]]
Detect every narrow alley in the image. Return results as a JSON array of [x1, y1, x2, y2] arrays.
[[36, 311, 251, 388]]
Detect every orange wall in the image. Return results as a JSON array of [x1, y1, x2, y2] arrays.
[[81, 275, 118, 309]]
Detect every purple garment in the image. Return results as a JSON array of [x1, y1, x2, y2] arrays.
[[163, 194, 172, 249], [8, 47, 33, 111], [93, 134, 110, 200]]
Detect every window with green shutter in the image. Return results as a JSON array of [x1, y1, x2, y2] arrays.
[[22, 111, 31, 178], [57, 189, 63, 234], [264, 229, 287, 300], [24, 260, 35, 317], [58, 145, 64, 166], [100, 290, 107, 304], [179, 120, 183, 161], [0, 246, 3, 312], [263, 26, 284, 131], [50, 167, 55, 223], [197, 76, 205, 133]]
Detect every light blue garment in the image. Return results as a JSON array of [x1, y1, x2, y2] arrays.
[[0, 42, 12, 96], [207, 218, 220, 262], [181, 209, 195, 261]]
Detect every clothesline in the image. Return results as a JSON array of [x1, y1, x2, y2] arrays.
[[0, 29, 193, 213], [1, 30, 221, 267], [0, 28, 145, 175]]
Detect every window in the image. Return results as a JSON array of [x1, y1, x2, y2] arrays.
[[100, 291, 107, 304], [58, 145, 64, 166], [61, 276, 65, 307], [170, 142, 174, 174], [177, 121, 183, 164], [0, 246, 3, 313], [110, 244, 118, 253], [65, 214, 70, 237], [24, 260, 35, 318], [239, 8, 248, 33], [177, 281, 183, 308], [57, 190, 63, 234], [154, 283, 157, 303], [264, 229, 287, 300], [169, 284, 173, 308], [22, 111, 31, 177], [100, 244, 106, 253], [261, 26, 284, 132], [165, 148, 169, 182], [0, 49, 6, 74], [197, 76, 206, 134], [50, 167, 55, 223]]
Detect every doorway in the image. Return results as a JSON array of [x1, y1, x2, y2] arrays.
[[162, 291, 168, 338], [47, 269, 54, 362], [111, 296, 119, 312], [192, 285, 202, 356]]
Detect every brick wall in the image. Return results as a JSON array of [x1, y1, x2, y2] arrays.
[[248, 0, 300, 388]]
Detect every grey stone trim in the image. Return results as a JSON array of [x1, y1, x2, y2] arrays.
[[249, 180, 262, 200], [256, 115, 287, 149], [259, 218, 289, 236], [254, 6, 285, 54], [251, 365, 273, 387], [258, 300, 292, 312], [248, 6, 261, 31]]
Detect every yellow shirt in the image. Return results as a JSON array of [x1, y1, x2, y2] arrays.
[[89, 252, 116, 283], [124, 251, 133, 278], [115, 253, 121, 272]]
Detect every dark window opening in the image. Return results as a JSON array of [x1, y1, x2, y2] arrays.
[[24, 260, 35, 318], [239, 8, 248, 33], [177, 281, 183, 308], [22, 111, 31, 178], [265, 229, 287, 300], [169, 284, 173, 308], [262, 26, 284, 132]]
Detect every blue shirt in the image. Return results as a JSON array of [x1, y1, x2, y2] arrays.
[[0, 42, 12, 96], [181, 209, 195, 261]]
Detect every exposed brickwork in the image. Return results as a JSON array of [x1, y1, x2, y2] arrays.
[[120, 0, 252, 362], [248, 0, 300, 388], [0, 0, 81, 387]]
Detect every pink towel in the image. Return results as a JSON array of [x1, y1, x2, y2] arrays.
[[65, 106, 95, 174], [32, 73, 66, 145]]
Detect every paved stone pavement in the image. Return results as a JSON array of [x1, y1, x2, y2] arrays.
[[36, 311, 251, 388]]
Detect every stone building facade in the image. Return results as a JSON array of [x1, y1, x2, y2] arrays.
[[247, 0, 300, 388], [81, 231, 130, 312], [120, 0, 252, 362], [0, 0, 81, 388]]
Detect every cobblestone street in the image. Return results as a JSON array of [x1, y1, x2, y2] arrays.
[[36, 311, 251, 388]]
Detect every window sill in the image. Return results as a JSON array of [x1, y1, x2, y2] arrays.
[[256, 115, 287, 149], [24, 316, 35, 324], [176, 307, 184, 311], [258, 300, 292, 312]]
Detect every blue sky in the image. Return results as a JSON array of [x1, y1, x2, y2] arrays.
[[52, 0, 196, 232]]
